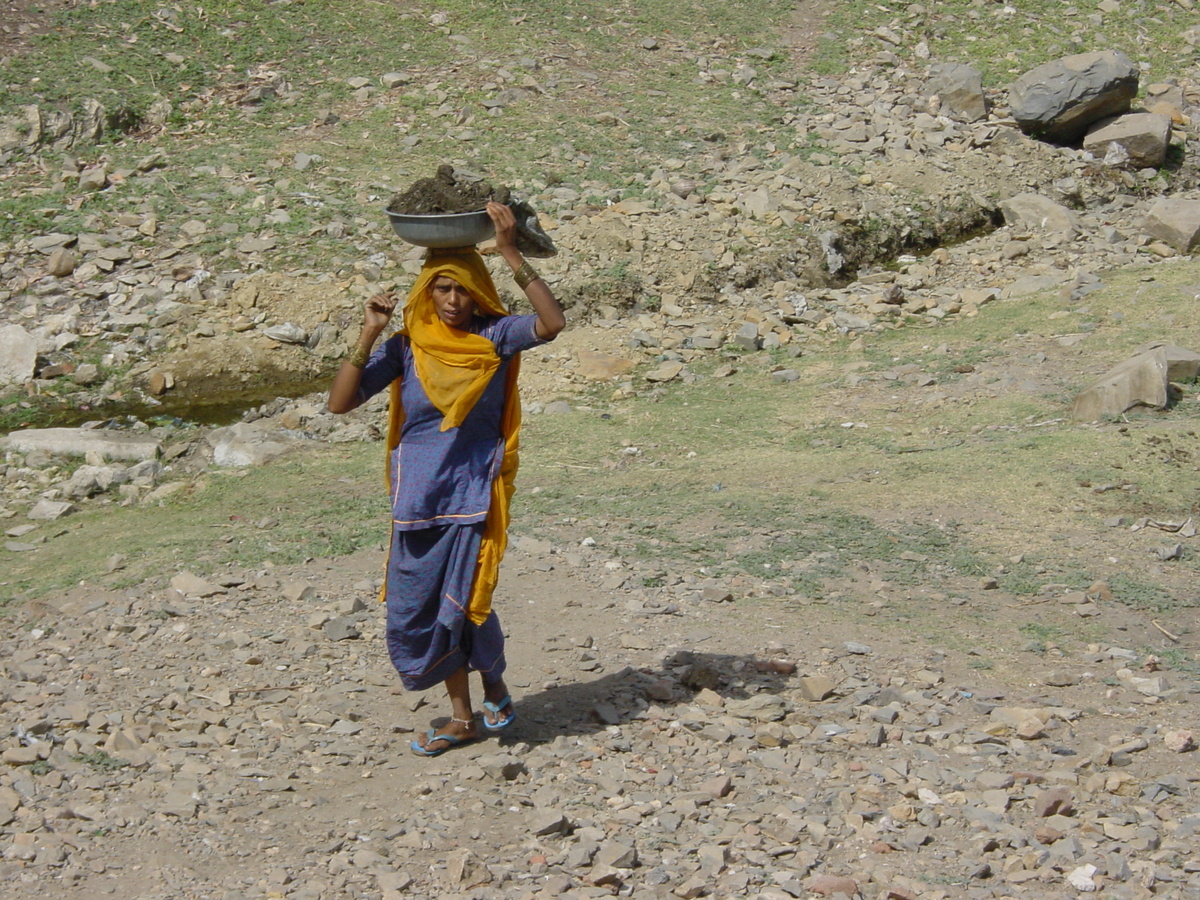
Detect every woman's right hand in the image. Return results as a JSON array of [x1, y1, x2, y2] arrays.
[[364, 291, 398, 331]]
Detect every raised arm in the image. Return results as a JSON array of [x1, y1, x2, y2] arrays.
[[487, 201, 565, 341], [327, 291, 398, 413]]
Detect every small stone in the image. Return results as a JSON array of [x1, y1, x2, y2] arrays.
[[323, 618, 361, 641], [798, 675, 836, 701], [531, 810, 569, 836], [808, 874, 859, 896], [46, 247, 77, 277], [1034, 787, 1074, 817], [1164, 730, 1195, 752], [700, 775, 733, 798]]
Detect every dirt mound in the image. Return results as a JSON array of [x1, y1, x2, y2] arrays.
[[386, 164, 510, 215]]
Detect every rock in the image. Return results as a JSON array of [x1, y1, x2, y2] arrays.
[[263, 322, 308, 344], [1008, 50, 1139, 143], [1071, 342, 1200, 421], [323, 618, 361, 641], [1082, 112, 1173, 169], [999, 192, 1080, 234], [208, 423, 302, 467], [0, 428, 161, 462], [798, 675, 836, 701], [576, 350, 637, 380], [700, 775, 732, 798], [594, 841, 638, 868], [63, 464, 129, 499], [27, 499, 76, 520], [926, 62, 988, 122], [147, 370, 174, 396], [170, 571, 227, 598], [531, 810, 569, 836], [1163, 730, 1195, 752], [645, 361, 685, 382], [1034, 787, 1074, 817], [45, 247, 77, 277], [1143, 199, 1200, 253], [0, 324, 38, 385], [1066, 863, 1099, 891], [73, 363, 101, 385], [381, 72, 411, 89], [808, 874, 859, 896], [78, 164, 108, 191]]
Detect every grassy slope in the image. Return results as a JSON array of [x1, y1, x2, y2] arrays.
[[3, 1, 1194, 266]]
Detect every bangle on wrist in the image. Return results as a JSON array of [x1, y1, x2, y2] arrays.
[[347, 344, 371, 368], [514, 260, 540, 291]]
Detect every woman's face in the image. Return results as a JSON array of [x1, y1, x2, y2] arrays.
[[429, 276, 476, 328]]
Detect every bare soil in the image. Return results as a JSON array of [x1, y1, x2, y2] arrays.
[[386, 164, 511, 215]]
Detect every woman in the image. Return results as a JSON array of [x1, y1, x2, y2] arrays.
[[327, 201, 565, 756]]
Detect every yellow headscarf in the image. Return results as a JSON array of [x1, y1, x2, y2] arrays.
[[382, 248, 522, 626]]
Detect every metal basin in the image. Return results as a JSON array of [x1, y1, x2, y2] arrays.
[[383, 208, 497, 248]]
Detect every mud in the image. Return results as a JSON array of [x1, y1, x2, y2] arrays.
[[386, 164, 510, 214]]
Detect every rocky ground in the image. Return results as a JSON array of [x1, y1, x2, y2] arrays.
[[3, 6, 1200, 899], [2, 57, 1198, 415], [1, 499, 1198, 900]]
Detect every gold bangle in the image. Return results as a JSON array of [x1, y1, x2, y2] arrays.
[[347, 345, 371, 368], [514, 260, 540, 291]]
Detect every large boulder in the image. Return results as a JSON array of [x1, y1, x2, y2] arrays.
[[1008, 50, 1139, 144], [1072, 343, 1200, 421], [1082, 112, 1173, 169], [1143, 199, 1200, 253]]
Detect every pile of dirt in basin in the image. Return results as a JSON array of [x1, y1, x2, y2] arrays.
[[386, 165, 511, 214], [386, 165, 557, 258]]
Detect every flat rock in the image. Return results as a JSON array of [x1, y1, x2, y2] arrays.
[[0, 324, 38, 385], [1072, 341, 1200, 421], [1083, 111, 1172, 168], [1143, 198, 1200, 253], [1, 428, 162, 462]]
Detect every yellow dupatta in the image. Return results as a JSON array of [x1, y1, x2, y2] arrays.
[[382, 248, 521, 625]]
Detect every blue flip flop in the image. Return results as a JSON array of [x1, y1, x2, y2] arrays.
[[481, 696, 515, 732], [410, 727, 474, 757]]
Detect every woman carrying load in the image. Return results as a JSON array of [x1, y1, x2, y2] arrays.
[[328, 201, 565, 756]]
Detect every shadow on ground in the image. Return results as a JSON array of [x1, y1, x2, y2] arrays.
[[486, 650, 795, 745]]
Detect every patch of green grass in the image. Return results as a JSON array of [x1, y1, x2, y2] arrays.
[[1146, 647, 1200, 677], [1020, 622, 1067, 644], [815, 0, 1195, 85], [0, 444, 388, 605], [1107, 574, 1189, 612], [74, 751, 129, 773]]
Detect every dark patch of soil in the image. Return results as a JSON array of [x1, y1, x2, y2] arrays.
[[0, 0, 80, 56], [386, 164, 511, 215]]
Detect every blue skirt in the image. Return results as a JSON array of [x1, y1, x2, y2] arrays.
[[384, 523, 506, 691]]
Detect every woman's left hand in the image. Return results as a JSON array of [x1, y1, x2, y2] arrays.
[[487, 200, 517, 252]]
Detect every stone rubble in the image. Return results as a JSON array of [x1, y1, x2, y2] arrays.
[[0, 59, 1197, 421], [0, 539, 1196, 900]]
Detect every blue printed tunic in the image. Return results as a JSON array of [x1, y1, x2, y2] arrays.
[[357, 313, 546, 528]]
